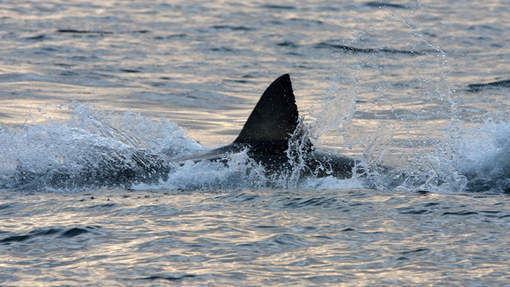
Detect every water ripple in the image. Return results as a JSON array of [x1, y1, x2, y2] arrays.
[[315, 41, 430, 55], [0, 226, 100, 245], [364, 2, 408, 9], [467, 79, 510, 92]]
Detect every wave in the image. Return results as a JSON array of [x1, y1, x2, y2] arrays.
[[364, 2, 408, 9], [467, 79, 510, 92], [314, 41, 432, 55]]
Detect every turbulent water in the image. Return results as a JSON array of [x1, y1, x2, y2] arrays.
[[0, 0, 509, 285]]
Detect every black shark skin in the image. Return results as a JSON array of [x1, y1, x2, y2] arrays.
[[179, 74, 358, 178]]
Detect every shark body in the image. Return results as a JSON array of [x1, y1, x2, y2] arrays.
[[179, 74, 357, 179], [9, 74, 357, 190]]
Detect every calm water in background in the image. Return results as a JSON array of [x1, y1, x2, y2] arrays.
[[0, 0, 509, 285]]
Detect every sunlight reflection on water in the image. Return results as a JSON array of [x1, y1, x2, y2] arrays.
[[0, 0, 509, 285]]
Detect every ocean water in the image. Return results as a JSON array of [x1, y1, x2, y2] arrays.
[[1, 0, 509, 285]]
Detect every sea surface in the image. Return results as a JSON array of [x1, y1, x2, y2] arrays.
[[0, 0, 509, 286]]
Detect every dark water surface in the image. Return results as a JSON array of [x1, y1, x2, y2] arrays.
[[1, 0, 509, 285]]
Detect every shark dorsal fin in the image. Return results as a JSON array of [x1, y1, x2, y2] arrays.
[[234, 74, 300, 146]]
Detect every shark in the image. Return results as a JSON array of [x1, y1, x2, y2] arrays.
[[8, 74, 359, 190], [178, 74, 358, 179]]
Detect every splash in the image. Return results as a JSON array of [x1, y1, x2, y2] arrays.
[[449, 119, 510, 193], [0, 103, 363, 192], [0, 103, 201, 191], [134, 150, 268, 191], [388, 119, 510, 193], [8, 103, 508, 193]]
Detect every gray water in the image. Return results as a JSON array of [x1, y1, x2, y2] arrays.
[[1, 0, 510, 286]]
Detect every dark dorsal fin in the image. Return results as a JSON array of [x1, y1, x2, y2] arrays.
[[234, 74, 300, 145]]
